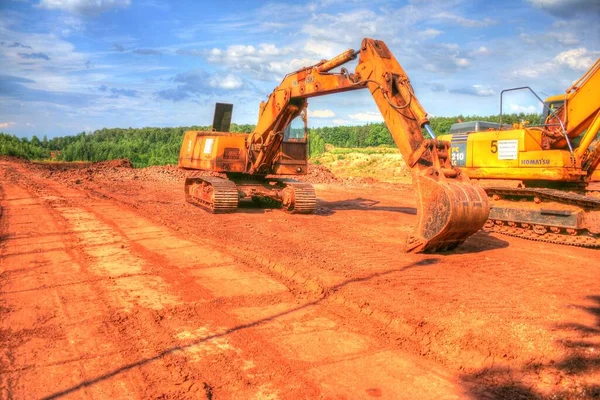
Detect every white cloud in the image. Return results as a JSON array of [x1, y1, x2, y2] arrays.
[[259, 22, 285, 30], [299, 9, 387, 58], [472, 85, 495, 96], [450, 85, 496, 97], [555, 48, 595, 71], [157, 69, 248, 101], [511, 66, 546, 79], [206, 42, 306, 81], [210, 74, 243, 90], [454, 58, 470, 67], [509, 59, 568, 80], [348, 111, 384, 122], [520, 31, 579, 47], [208, 43, 293, 65], [332, 118, 350, 125], [509, 104, 540, 114], [0, 122, 15, 129], [433, 12, 497, 28], [309, 109, 335, 118], [303, 39, 338, 58], [471, 46, 490, 56], [38, 0, 131, 16], [267, 58, 316, 76], [419, 28, 443, 39], [546, 32, 579, 46], [303, 10, 380, 42]]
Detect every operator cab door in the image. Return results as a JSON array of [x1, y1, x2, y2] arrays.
[[273, 115, 308, 175]]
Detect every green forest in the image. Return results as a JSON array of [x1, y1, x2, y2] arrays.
[[0, 113, 540, 168]]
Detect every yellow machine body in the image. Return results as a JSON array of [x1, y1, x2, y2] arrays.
[[439, 128, 591, 181], [179, 131, 308, 175], [438, 57, 600, 247], [179, 132, 247, 173]]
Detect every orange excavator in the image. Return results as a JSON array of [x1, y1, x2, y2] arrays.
[[178, 38, 489, 252]]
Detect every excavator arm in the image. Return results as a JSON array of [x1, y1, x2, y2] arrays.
[[545, 58, 600, 161], [247, 38, 489, 252]]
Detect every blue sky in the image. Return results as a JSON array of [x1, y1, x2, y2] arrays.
[[0, 0, 598, 138]]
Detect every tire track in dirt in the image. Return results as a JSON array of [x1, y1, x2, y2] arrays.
[[0, 177, 147, 398], [1, 161, 467, 399], [103, 165, 600, 396], [15, 159, 600, 398], [1, 163, 316, 398]]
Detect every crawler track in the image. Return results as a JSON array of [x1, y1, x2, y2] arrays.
[[484, 186, 600, 247], [185, 175, 239, 213], [280, 180, 316, 214]]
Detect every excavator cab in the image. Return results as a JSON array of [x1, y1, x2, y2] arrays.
[[274, 112, 309, 175], [541, 95, 565, 124]]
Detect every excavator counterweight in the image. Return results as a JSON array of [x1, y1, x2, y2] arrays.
[[179, 38, 490, 253]]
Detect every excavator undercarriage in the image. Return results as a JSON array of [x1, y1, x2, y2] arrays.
[[184, 174, 316, 214], [483, 186, 600, 247]]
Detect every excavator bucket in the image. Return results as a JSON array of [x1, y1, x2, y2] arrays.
[[406, 174, 489, 253]]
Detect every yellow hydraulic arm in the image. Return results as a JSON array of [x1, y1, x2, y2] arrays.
[[247, 38, 489, 252], [547, 58, 600, 163], [565, 59, 600, 168]]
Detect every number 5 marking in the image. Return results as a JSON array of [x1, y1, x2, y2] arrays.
[[491, 140, 498, 154]]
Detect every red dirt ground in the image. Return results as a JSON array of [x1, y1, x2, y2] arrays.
[[1, 157, 598, 399]]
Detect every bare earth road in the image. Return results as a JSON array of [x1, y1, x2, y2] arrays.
[[0, 158, 598, 399]]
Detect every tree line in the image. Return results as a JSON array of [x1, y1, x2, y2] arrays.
[[0, 113, 541, 167]]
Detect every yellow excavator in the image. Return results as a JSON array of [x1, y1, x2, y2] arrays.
[[439, 58, 600, 247], [178, 38, 489, 253]]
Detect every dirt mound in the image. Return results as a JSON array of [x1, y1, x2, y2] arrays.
[[30, 160, 183, 186], [30, 159, 131, 172], [94, 159, 133, 169], [32, 161, 92, 170], [301, 164, 389, 187], [26, 159, 387, 191], [301, 164, 339, 184]]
